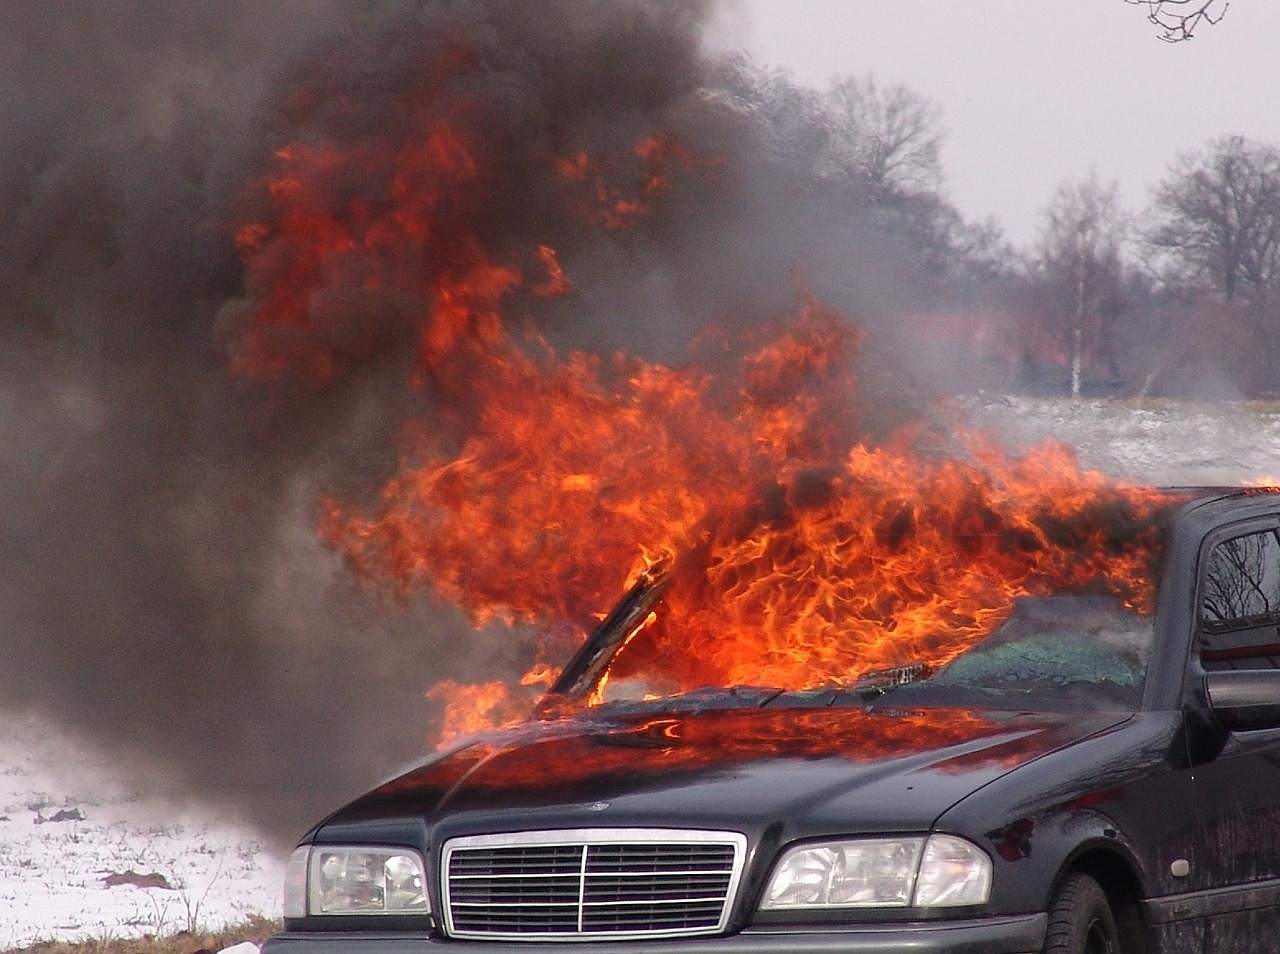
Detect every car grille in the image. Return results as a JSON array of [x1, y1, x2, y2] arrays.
[[442, 828, 747, 941]]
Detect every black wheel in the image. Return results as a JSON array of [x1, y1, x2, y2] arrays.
[[1043, 872, 1119, 954]]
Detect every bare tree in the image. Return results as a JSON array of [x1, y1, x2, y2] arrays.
[[1125, 0, 1228, 42], [1144, 136, 1280, 316], [1035, 174, 1128, 398], [817, 74, 971, 280], [821, 74, 944, 195]]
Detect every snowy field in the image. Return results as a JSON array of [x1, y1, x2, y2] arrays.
[[959, 396, 1280, 487], [0, 714, 284, 950], [4, 398, 1280, 951]]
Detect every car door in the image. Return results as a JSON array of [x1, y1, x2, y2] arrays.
[[1184, 515, 1280, 950]]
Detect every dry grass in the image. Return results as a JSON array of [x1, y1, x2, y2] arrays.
[[4, 916, 280, 954]]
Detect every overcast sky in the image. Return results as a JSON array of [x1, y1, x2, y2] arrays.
[[708, 0, 1278, 248]]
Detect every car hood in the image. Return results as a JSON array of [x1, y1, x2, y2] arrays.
[[316, 700, 1129, 842]]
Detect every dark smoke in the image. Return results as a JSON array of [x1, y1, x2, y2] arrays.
[[1, 0, 936, 847]]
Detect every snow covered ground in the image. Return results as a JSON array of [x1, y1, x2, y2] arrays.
[[4, 398, 1279, 951], [959, 396, 1280, 487], [0, 714, 284, 950]]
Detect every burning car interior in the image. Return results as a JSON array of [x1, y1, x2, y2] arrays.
[[543, 538, 1170, 717], [518, 470, 1187, 719]]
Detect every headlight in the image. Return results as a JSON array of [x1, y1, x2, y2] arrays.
[[283, 845, 429, 917], [760, 834, 991, 911], [913, 833, 992, 906]]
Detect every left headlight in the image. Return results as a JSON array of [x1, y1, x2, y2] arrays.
[[760, 834, 991, 911], [284, 845, 429, 917]]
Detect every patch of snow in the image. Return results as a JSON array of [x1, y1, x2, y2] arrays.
[[959, 397, 1280, 486], [0, 714, 284, 950]]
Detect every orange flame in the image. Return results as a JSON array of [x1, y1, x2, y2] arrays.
[[320, 301, 1170, 745], [556, 133, 704, 229], [426, 680, 530, 747]]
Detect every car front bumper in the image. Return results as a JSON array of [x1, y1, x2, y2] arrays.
[[262, 913, 1047, 954]]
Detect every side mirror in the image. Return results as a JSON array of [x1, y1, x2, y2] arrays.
[[1204, 670, 1280, 732]]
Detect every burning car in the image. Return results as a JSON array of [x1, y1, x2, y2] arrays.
[[264, 485, 1280, 954]]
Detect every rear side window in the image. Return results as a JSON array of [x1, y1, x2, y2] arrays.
[[1200, 528, 1280, 670]]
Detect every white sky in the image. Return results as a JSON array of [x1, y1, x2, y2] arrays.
[[708, 0, 1280, 247]]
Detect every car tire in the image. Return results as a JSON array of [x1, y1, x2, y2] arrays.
[[1043, 871, 1119, 954]]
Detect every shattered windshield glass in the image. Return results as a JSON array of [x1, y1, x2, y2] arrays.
[[881, 595, 1153, 710]]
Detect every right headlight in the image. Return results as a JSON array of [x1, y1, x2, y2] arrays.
[[284, 845, 429, 917], [760, 833, 991, 911]]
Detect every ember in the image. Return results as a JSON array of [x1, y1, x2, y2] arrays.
[[228, 34, 1171, 750]]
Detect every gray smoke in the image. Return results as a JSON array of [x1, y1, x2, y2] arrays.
[[0, 0, 936, 846]]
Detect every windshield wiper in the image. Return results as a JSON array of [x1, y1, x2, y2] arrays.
[[850, 661, 934, 699], [536, 558, 674, 714]]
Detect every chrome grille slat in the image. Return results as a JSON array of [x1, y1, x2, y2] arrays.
[[443, 828, 746, 941]]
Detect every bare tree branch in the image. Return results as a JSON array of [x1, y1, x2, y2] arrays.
[[1125, 0, 1228, 42], [1144, 136, 1280, 315], [1035, 174, 1129, 397], [823, 75, 944, 195]]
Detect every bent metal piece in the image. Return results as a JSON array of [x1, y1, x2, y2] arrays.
[[540, 558, 675, 708]]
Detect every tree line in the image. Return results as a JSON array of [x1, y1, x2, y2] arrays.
[[725, 62, 1278, 400], [1015, 132, 1280, 399]]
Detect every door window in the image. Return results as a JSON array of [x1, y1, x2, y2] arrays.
[[1200, 528, 1280, 670]]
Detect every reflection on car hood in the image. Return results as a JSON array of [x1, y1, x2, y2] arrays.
[[320, 701, 1129, 836]]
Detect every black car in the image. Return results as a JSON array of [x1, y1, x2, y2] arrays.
[[263, 487, 1280, 954]]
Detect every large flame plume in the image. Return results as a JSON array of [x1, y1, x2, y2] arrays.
[[227, 28, 1171, 750]]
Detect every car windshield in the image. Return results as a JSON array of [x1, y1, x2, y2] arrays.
[[578, 593, 1155, 715], [542, 494, 1185, 716]]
